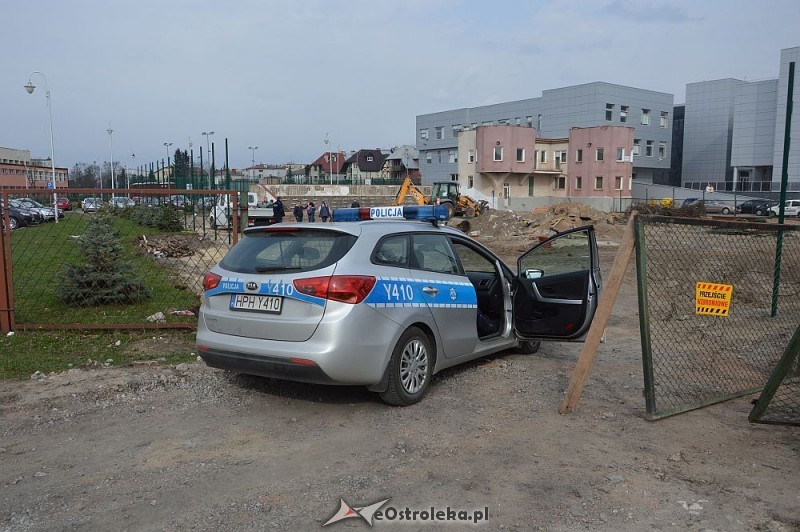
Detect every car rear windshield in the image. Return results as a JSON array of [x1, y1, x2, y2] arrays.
[[219, 228, 357, 274]]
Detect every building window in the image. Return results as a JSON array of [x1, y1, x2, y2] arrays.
[[576, 149, 583, 163], [528, 178, 534, 196], [471, 122, 478, 129], [448, 149, 457, 164], [366, 155, 373, 162], [516, 148, 525, 162], [658, 142, 666, 158], [468, 149, 475, 163], [633, 139, 640, 155], [615, 176, 623, 190], [554, 176, 565, 190], [482, 121, 493, 126], [596, 148, 604, 161], [503, 183, 510, 199], [498, 118, 510, 125], [539, 150, 547, 163], [595, 176, 604, 190], [468, 175, 474, 188], [660, 111, 668, 128], [526, 116, 533, 127], [646, 140, 653, 157], [437, 150, 442, 163], [426, 151, 432, 164], [575, 176, 582, 190], [435, 126, 444, 140], [450, 174, 458, 181], [420, 128, 428, 141], [452, 124, 462, 137], [616, 147, 624, 161], [555, 150, 567, 163], [515, 117, 521, 126], [641, 109, 650, 125], [605, 103, 614, 121], [620, 105, 628, 123], [493, 147, 503, 161]]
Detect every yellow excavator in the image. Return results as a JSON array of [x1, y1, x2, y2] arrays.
[[392, 178, 486, 218]]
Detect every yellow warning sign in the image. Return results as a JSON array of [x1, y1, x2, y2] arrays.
[[695, 282, 733, 316]]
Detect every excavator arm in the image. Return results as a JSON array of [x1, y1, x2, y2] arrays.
[[393, 177, 430, 206]]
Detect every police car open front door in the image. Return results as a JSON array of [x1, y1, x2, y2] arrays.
[[512, 226, 600, 341]]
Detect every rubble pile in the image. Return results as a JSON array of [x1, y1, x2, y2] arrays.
[[453, 202, 625, 242], [137, 234, 198, 258]]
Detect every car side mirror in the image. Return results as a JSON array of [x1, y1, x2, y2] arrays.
[[522, 268, 544, 279]]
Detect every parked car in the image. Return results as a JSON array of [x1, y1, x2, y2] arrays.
[[8, 199, 44, 224], [14, 198, 61, 221], [769, 199, 800, 217], [685, 199, 733, 215], [111, 197, 136, 208], [197, 205, 602, 405], [82, 197, 104, 212], [736, 199, 778, 216], [55, 197, 72, 211], [169, 195, 188, 208], [1, 204, 38, 230]]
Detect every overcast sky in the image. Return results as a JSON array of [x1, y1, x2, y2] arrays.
[[2, 0, 798, 172]]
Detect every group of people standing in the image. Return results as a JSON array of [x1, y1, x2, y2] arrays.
[[267, 198, 362, 224], [294, 200, 332, 222]]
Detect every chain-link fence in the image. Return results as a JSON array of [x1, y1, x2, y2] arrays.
[[1, 188, 239, 330], [749, 324, 800, 426], [635, 215, 800, 419]]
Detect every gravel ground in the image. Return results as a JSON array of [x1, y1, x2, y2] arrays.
[[1, 233, 798, 531]]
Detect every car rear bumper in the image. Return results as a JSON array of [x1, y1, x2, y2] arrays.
[[199, 347, 337, 384]]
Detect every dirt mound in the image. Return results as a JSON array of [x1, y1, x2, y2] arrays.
[[454, 202, 625, 243]]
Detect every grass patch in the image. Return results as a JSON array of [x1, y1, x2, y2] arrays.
[[10, 211, 199, 325], [0, 329, 198, 380]]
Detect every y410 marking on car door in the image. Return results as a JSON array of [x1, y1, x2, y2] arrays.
[[383, 282, 414, 302]]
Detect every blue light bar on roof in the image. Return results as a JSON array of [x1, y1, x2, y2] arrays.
[[332, 205, 450, 222]]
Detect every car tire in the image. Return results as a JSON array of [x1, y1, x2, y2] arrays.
[[379, 327, 433, 406], [8, 216, 19, 231], [209, 216, 217, 229], [721, 207, 730, 214], [755, 208, 764, 216], [513, 340, 541, 354]]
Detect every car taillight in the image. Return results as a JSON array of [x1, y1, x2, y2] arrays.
[[293, 275, 376, 304], [203, 272, 222, 291]]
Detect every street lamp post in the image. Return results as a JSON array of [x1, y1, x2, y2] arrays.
[[248, 146, 258, 181], [324, 133, 332, 185], [202, 131, 214, 188], [164, 142, 173, 186], [107, 125, 116, 201], [24, 71, 59, 223]]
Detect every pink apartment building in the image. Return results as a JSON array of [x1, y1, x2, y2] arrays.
[[567, 126, 634, 198], [457, 125, 633, 205]]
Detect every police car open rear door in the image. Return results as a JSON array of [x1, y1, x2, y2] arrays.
[[512, 226, 601, 341]]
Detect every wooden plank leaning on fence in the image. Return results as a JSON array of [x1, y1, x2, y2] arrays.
[[559, 212, 637, 415]]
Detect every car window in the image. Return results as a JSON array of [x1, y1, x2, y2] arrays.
[[450, 240, 495, 273], [219, 229, 356, 274], [373, 235, 409, 267], [519, 231, 591, 278], [412, 234, 460, 275]]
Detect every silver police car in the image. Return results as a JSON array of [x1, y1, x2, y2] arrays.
[[197, 205, 601, 405]]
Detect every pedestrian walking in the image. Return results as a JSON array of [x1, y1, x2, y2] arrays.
[[273, 197, 285, 223], [307, 201, 316, 222], [293, 203, 304, 222], [319, 200, 331, 222]]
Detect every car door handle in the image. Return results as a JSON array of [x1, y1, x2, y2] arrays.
[[422, 286, 439, 296]]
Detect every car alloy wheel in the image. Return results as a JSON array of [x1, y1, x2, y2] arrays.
[[722, 207, 730, 214], [380, 327, 432, 406]]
